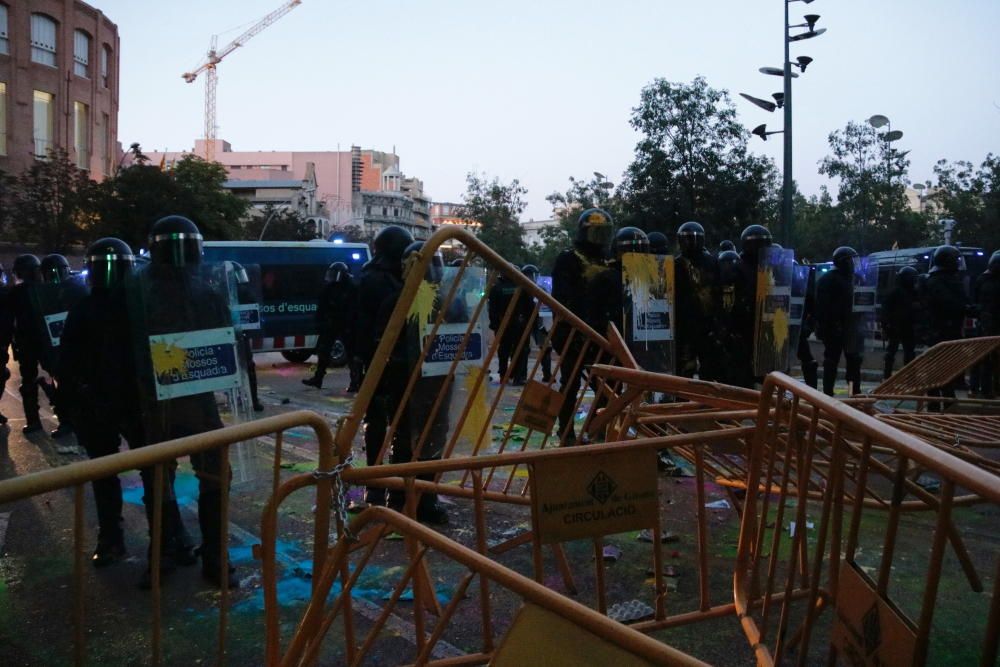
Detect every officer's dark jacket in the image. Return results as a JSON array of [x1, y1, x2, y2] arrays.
[[675, 250, 719, 337], [59, 291, 120, 417], [924, 270, 968, 344], [815, 268, 853, 341], [0, 283, 13, 347], [10, 283, 41, 353], [487, 276, 534, 333], [316, 278, 357, 336], [880, 284, 917, 336], [978, 271, 1000, 335], [551, 247, 621, 343], [356, 257, 402, 365]]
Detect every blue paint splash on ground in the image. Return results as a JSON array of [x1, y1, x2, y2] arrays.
[[122, 470, 200, 506]]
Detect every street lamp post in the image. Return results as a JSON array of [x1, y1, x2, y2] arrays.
[[742, 1, 825, 249], [867, 114, 904, 253]]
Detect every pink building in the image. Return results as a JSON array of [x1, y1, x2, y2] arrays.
[[144, 140, 432, 239]]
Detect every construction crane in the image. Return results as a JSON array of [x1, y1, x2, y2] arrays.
[[182, 0, 302, 162]]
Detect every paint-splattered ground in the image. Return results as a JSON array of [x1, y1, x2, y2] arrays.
[[0, 354, 995, 665]]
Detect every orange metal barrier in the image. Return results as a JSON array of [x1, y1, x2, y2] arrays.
[[872, 336, 1000, 400], [735, 373, 1000, 666], [0, 410, 337, 666]]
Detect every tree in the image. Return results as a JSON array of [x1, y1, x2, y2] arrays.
[[528, 173, 618, 270], [616, 76, 780, 243], [818, 120, 923, 253], [458, 172, 528, 262], [242, 203, 316, 241], [91, 148, 249, 250], [8, 148, 97, 252], [932, 154, 1000, 249]]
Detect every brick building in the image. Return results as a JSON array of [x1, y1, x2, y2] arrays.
[[0, 0, 119, 178]]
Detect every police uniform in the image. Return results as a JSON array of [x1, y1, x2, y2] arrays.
[[880, 268, 918, 379], [304, 263, 359, 392], [674, 240, 720, 378], [816, 248, 862, 396], [924, 246, 969, 407], [488, 273, 535, 384], [976, 253, 1000, 397]]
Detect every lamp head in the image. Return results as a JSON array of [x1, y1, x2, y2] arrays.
[[772, 92, 785, 108], [752, 124, 770, 141], [804, 14, 820, 30], [795, 55, 813, 71], [868, 114, 890, 128]]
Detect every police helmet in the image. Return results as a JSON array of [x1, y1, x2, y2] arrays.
[[677, 221, 706, 257], [85, 238, 135, 292], [374, 225, 414, 265], [13, 255, 41, 283], [896, 265, 918, 289], [740, 225, 773, 261], [401, 241, 444, 283], [647, 232, 669, 255], [325, 262, 351, 284], [832, 246, 859, 273], [989, 250, 1000, 273], [718, 239, 736, 253], [614, 227, 649, 258], [575, 208, 615, 253], [149, 215, 203, 267], [718, 250, 742, 281], [521, 264, 540, 281], [450, 258, 464, 267], [40, 254, 72, 284], [930, 245, 961, 274]]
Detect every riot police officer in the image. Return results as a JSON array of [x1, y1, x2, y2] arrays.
[[303, 262, 359, 392], [816, 246, 862, 396], [488, 267, 535, 385], [353, 225, 413, 509], [731, 225, 773, 387], [924, 245, 970, 406], [38, 253, 88, 438], [521, 264, 552, 382], [647, 232, 669, 256], [881, 266, 919, 379], [10, 254, 44, 434], [60, 238, 136, 566], [674, 221, 720, 380], [718, 240, 736, 255], [796, 264, 819, 389], [131, 215, 238, 588], [976, 251, 1000, 397], [716, 250, 744, 386], [551, 208, 618, 444]]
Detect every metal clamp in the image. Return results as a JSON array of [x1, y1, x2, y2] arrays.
[[313, 453, 357, 542]]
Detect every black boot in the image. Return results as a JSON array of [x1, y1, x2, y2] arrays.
[[822, 367, 837, 397], [802, 361, 818, 389], [301, 375, 323, 389], [92, 532, 126, 568]]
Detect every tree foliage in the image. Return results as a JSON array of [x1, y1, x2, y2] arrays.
[[817, 120, 928, 254], [242, 203, 316, 241], [458, 172, 528, 263], [7, 148, 98, 253], [616, 76, 780, 243], [932, 154, 1000, 250]]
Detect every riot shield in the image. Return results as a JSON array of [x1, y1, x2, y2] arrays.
[[846, 255, 879, 356], [620, 252, 676, 374], [788, 264, 812, 371], [125, 261, 248, 445], [753, 247, 795, 376], [32, 275, 90, 372]]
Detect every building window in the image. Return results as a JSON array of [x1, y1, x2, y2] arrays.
[[0, 6, 9, 56], [74, 102, 90, 168], [30, 14, 57, 67], [101, 112, 111, 175], [365, 206, 371, 216], [393, 207, 399, 217], [382, 207, 387, 216], [0, 82, 6, 155], [33, 90, 54, 156], [101, 45, 111, 88], [73, 30, 91, 78]]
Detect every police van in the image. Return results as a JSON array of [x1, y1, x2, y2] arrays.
[[202, 240, 371, 363]]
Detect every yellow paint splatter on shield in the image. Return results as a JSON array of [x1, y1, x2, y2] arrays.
[[772, 307, 789, 351], [460, 367, 490, 450], [150, 340, 189, 379], [408, 279, 439, 326]]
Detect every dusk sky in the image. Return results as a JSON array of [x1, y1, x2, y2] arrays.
[[103, 0, 999, 221]]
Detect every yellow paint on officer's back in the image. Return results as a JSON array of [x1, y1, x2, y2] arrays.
[[408, 279, 438, 326], [150, 340, 189, 378], [772, 306, 789, 351], [461, 367, 490, 449], [756, 266, 774, 306]]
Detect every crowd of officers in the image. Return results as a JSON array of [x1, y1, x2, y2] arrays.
[[2, 208, 997, 590]]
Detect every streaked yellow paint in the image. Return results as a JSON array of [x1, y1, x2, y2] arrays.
[[150, 340, 189, 378], [460, 367, 490, 448], [407, 279, 438, 326]]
